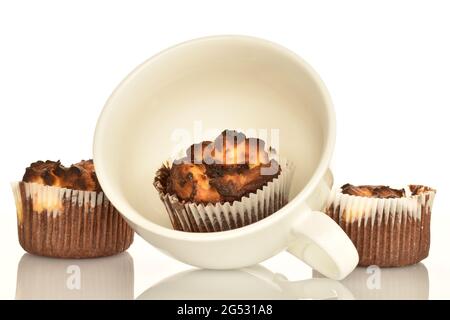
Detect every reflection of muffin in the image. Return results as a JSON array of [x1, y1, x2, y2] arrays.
[[11, 160, 134, 258], [325, 184, 435, 267], [16, 253, 134, 300], [154, 130, 294, 232], [313, 263, 429, 300]]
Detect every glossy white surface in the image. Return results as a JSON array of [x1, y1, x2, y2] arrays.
[[1, 0, 450, 299], [0, 226, 447, 300]]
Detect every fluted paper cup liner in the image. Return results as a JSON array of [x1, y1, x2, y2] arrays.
[[155, 159, 294, 232], [325, 186, 435, 267], [11, 181, 134, 258]]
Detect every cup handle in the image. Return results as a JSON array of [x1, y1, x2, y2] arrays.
[[287, 210, 359, 280]]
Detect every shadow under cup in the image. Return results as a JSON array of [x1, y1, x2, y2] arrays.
[[95, 36, 333, 229]]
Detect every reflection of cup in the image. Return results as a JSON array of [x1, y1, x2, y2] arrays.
[[313, 263, 429, 300], [138, 265, 354, 300], [16, 253, 134, 300], [94, 35, 358, 280]]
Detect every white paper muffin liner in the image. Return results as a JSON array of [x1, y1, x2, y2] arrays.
[[11, 181, 134, 258], [157, 159, 294, 232], [325, 185, 435, 267]]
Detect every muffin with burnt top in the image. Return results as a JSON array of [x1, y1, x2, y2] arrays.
[[11, 160, 134, 258], [22, 160, 101, 191], [340, 184, 406, 198], [154, 130, 293, 232], [325, 183, 436, 267]]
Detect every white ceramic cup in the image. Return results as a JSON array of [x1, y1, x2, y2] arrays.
[[93, 35, 359, 280]]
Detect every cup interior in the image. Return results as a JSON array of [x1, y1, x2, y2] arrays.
[[94, 36, 333, 229]]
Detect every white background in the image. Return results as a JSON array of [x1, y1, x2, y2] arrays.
[[1, 0, 449, 299]]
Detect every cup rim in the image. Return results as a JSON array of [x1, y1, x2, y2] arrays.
[[93, 34, 336, 242]]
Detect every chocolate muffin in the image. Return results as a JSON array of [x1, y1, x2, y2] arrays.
[[154, 130, 294, 232], [11, 160, 134, 258], [325, 184, 436, 267]]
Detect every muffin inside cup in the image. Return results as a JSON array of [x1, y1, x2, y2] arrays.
[[11, 160, 134, 258], [154, 130, 294, 232]]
